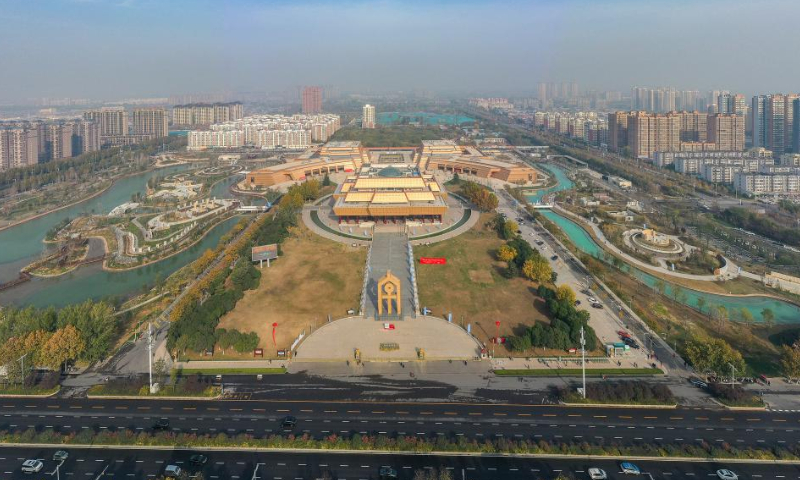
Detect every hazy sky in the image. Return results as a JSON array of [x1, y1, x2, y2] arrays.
[[1, 0, 799, 101]]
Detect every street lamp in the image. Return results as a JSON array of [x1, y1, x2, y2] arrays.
[[494, 320, 501, 358]]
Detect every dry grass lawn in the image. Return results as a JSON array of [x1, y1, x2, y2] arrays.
[[415, 213, 550, 345], [218, 224, 366, 357]]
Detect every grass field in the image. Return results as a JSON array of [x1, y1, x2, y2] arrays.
[[217, 224, 366, 357], [329, 125, 448, 148], [494, 368, 663, 377], [415, 213, 550, 346]]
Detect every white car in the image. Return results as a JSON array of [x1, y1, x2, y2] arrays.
[[588, 468, 607, 479], [21, 460, 44, 473], [716, 469, 738, 480], [587, 297, 597, 303]]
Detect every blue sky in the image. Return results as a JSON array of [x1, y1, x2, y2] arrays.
[[0, 0, 798, 100]]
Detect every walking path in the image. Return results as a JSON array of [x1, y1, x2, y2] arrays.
[[553, 204, 763, 282]]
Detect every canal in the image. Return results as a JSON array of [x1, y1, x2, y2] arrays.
[[0, 166, 245, 308]]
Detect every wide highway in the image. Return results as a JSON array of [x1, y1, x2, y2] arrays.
[[1, 398, 799, 449], [0, 446, 798, 479]]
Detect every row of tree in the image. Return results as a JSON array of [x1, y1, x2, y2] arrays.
[[508, 285, 598, 352], [461, 181, 499, 211], [0, 300, 118, 376], [168, 180, 319, 356], [494, 216, 554, 283]]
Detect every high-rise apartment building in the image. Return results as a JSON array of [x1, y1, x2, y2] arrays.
[[362, 104, 376, 129], [766, 94, 787, 156], [785, 94, 799, 153], [0, 127, 40, 170], [607, 112, 630, 152], [132, 107, 169, 138], [752, 95, 768, 149], [678, 111, 708, 143], [172, 102, 243, 127], [794, 98, 800, 154], [301, 86, 323, 114], [627, 111, 681, 158], [44, 123, 73, 161], [83, 107, 128, 138], [71, 120, 100, 155], [707, 114, 746, 151], [718, 93, 747, 118]]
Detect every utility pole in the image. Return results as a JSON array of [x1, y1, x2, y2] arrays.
[[17, 353, 28, 387], [147, 322, 154, 393], [581, 326, 586, 399]]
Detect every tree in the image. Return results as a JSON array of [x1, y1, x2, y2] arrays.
[[322, 173, 331, 187], [40, 325, 84, 371], [522, 257, 552, 283], [555, 284, 577, 306], [684, 337, 745, 376], [781, 345, 800, 380], [496, 245, 517, 263], [740, 308, 754, 324], [696, 296, 707, 315], [502, 220, 519, 239], [762, 308, 775, 327], [654, 279, 666, 296]]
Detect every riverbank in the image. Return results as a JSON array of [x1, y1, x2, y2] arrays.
[[553, 205, 800, 307], [100, 212, 241, 272], [0, 162, 202, 234], [0, 179, 113, 234]]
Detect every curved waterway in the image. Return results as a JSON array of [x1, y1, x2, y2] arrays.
[[525, 163, 575, 202], [0, 167, 244, 308], [540, 209, 800, 325]]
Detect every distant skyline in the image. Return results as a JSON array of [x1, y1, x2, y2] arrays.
[[1, 0, 799, 102]]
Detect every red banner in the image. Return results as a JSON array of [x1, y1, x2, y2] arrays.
[[419, 257, 447, 265]]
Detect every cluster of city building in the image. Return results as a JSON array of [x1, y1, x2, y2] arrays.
[[171, 102, 244, 127], [187, 114, 341, 151], [1, 105, 170, 171]]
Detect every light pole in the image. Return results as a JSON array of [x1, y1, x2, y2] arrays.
[[147, 322, 154, 393], [580, 326, 586, 399], [17, 353, 28, 387], [494, 320, 500, 358], [728, 363, 736, 385]]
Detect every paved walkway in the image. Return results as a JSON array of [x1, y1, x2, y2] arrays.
[[553, 204, 753, 282], [366, 232, 416, 318], [294, 315, 482, 361]]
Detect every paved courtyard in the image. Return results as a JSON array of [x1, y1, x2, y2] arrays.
[[294, 315, 482, 361]]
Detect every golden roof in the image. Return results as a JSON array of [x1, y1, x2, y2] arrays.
[[344, 192, 374, 203], [371, 192, 410, 204], [354, 177, 426, 190], [405, 192, 436, 202]]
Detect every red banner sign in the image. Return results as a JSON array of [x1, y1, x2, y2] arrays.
[[419, 257, 447, 265]]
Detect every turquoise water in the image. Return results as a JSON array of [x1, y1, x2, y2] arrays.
[[0, 216, 241, 309], [0, 166, 246, 308], [525, 164, 575, 202], [541, 210, 800, 325], [377, 112, 475, 126]]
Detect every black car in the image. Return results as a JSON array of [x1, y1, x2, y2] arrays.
[[281, 415, 297, 430], [189, 454, 208, 466], [623, 337, 639, 349], [153, 418, 170, 430], [550, 255, 558, 260], [591, 302, 603, 309], [379, 466, 399, 479]]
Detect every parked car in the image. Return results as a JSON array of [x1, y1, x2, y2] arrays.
[[587, 297, 597, 303], [617, 330, 631, 339], [620, 462, 641, 475], [574, 300, 581, 306], [690, 378, 709, 388], [588, 468, 608, 479], [550, 255, 558, 261], [164, 465, 182, 479], [379, 466, 399, 479], [281, 415, 297, 430], [591, 302, 603, 309], [189, 454, 208, 466], [53, 450, 69, 461], [21, 460, 44, 474], [623, 337, 640, 349], [153, 418, 170, 430], [716, 469, 738, 480]]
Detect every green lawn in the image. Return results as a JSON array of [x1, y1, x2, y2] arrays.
[[494, 368, 664, 377], [329, 126, 448, 147]]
